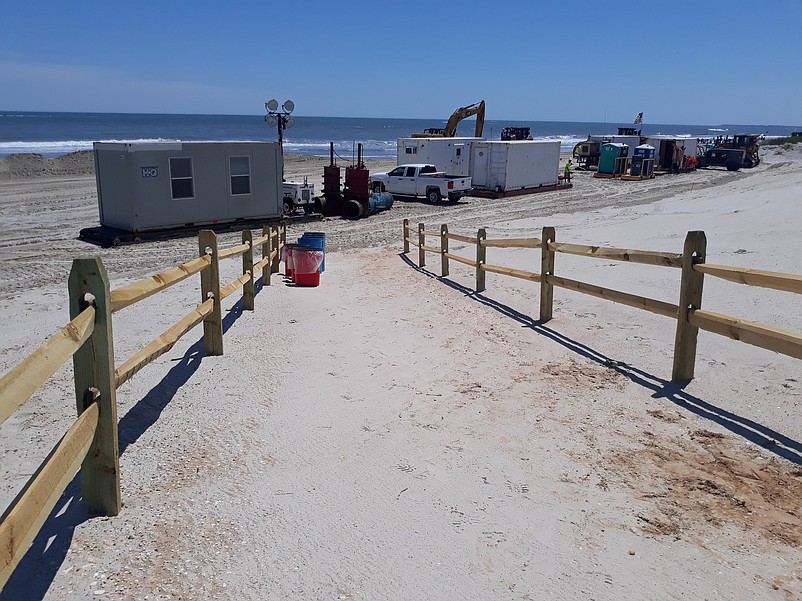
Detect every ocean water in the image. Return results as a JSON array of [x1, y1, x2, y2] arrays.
[[1, 111, 798, 159]]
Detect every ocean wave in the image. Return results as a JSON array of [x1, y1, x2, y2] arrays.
[[0, 138, 181, 157]]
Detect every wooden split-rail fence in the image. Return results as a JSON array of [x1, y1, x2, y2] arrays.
[[0, 224, 286, 589], [402, 218, 802, 381]]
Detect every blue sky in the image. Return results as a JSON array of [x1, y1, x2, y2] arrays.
[[1, 1, 800, 125]]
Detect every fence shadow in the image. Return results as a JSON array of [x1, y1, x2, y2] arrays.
[[399, 253, 802, 465], [1, 287, 259, 600]]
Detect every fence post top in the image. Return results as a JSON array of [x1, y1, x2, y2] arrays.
[[69, 257, 110, 286]]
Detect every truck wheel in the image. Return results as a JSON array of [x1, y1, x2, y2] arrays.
[[282, 199, 294, 214], [372, 182, 384, 193], [426, 188, 442, 204], [726, 162, 740, 172]]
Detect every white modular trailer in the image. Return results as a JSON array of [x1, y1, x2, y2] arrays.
[[93, 141, 282, 232], [396, 137, 481, 176], [470, 140, 560, 191], [644, 135, 698, 170]]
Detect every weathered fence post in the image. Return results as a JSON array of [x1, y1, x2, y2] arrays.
[[672, 230, 707, 382], [441, 224, 449, 277], [271, 225, 280, 274], [262, 225, 272, 286], [476, 228, 486, 292], [198, 230, 223, 355], [418, 223, 425, 267], [69, 258, 121, 516], [242, 229, 254, 310], [403, 219, 410, 254], [540, 226, 556, 321]]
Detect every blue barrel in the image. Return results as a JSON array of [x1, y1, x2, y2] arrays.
[[369, 191, 393, 213], [299, 232, 326, 272]]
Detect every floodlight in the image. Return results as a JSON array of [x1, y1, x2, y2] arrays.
[[282, 100, 295, 114], [266, 115, 277, 127], [266, 99, 279, 111], [284, 116, 295, 129]]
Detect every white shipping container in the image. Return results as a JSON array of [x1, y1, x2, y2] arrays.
[[396, 137, 480, 176], [645, 135, 698, 170], [470, 140, 560, 191]]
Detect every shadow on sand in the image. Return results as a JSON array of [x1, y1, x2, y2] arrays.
[[1, 280, 262, 601], [399, 253, 802, 466]]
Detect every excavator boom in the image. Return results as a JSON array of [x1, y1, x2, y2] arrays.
[[412, 100, 486, 138], [443, 100, 485, 137]]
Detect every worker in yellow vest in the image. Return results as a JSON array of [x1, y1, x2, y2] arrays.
[[564, 159, 573, 184]]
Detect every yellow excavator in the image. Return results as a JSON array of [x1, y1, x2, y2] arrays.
[[412, 100, 485, 138]]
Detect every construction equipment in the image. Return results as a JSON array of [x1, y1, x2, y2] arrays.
[[711, 134, 761, 167], [319, 142, 392, 219], [500, 127, 532, 141], [697, 148, 745, 171], [573, 140, 601, 169], [412, 100, 486, 138]]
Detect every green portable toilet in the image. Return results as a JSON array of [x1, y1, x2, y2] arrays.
[[599, 143, 629, 175]]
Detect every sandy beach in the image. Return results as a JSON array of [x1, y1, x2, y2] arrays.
[[1, 146, 802, 600]]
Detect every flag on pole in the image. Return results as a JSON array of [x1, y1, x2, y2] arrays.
[[634, 112, 643, 125]]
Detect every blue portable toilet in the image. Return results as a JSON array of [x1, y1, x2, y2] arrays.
[[630, 144, 655, 177]]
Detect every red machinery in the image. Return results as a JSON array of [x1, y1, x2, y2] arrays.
[[321, 142, 371, 217]]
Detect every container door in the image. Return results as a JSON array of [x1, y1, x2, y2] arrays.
[[452, 144, 465, 174], [471, 143, 490, 188]]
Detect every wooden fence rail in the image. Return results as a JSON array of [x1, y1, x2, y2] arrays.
[[400, 218, 801, 381], [0, 223, 286, 591]]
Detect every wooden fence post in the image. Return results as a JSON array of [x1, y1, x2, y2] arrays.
[[280, 223, 287, 262], [540, 226, 556, 321], [403, 219, 410, 254], [262, 225, 272, 287], [271, 225, 280, 274], [672, 230, 707, 382], [198, 230, 223, 355], [68, 258, 121, 516], [476, 228, 486, 292], [441, 224, 449, 277], [418, 223, 425, 267], [242, 229, 254, 310]]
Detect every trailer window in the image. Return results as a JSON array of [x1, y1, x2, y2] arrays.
[[169, 157, 194, 199], [405, 147, 417, 155], [229, 156, 251, 195]]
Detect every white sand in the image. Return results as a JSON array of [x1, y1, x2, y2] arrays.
[[1, 147, 801, 599]]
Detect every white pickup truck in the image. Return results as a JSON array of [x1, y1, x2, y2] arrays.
[[370, 164, 472, 204]]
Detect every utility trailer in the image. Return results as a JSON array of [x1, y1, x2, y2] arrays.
[[396, 138, 560, 193], [93, 141, 282, 233]]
